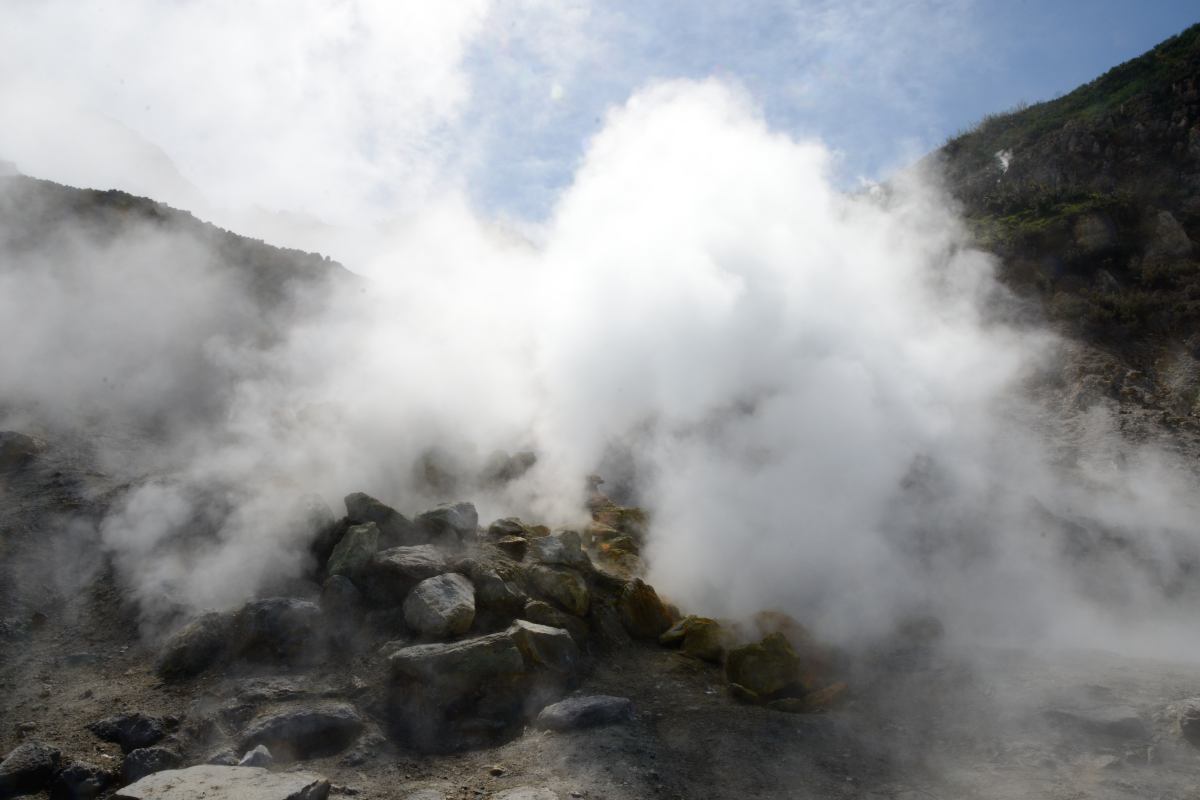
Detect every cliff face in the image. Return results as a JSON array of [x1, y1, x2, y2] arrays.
[[931, 23, 1200, 427]]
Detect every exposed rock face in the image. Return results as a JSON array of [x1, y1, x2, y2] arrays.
[[238, 704, 364, 760], [233, 599, 322, 663], [360, 545, 449, 605], [617, 579, 672, 639], [344, 492, 419, 548], [155, 612, 233, 679], [528, 566, 589, 616], [326, 522, 379, 579], [534, 695, 634, 731], [87, 713, 168, 753], [121, 747, 181, 784], [0, 741, 60, 798], [113, 765, 330, 800], [403, 573, 476, 637]]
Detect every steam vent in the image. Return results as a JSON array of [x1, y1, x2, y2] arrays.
[[5, 8, 1200, 800]]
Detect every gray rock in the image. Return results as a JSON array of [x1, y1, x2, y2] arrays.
[[527, 531, 589, 569], [238, 744, 273, 768], [1179, 700, 1200, 746], [403, 573, 475, 638], [239, 703, 364, 760], [233, 598, 322, 663], [361, 545, 449, 605], [493, 789, 558, 800], [487, 517, 531, 539], [465, 564, 525, 612], [0, 431, 45, 472], [49, 760, 112, 800], [402, 791, 448, 800], [205, 749, 239, 766], [155, 612, 232, 680], [320, 575, 363, 621], [482, 451, 537, 485], [493, 536, 528, 560], [528, 566, 589, 616], [122, 747, 181, 784], [522, 601, 587, 644], [1044, 705, 1150, 741], [344, 492, 420, 548], [0, 741, 60, 798], [326, 522, 379, 579], [535, 695, 634, 731], [87, 712, 168, 753], [388, 632, 525, 685], [114, 765, 330, 800], [415, 503, 478, 545], [508, 620, 579, 675]]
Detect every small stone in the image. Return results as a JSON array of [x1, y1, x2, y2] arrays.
[[326, 522, 380, 579], [535, 695, 634, 731]]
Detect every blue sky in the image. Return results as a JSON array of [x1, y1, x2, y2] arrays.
[[462, 1, 1200, 218]]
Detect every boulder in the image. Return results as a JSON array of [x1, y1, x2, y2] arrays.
[[389, 632, 525, 685], [233, 599, 322, 663], [0, 431, 45, 472], [528, 566, 589, 616], [617, 579, 672, 639], [113, 765, 330, 800], [750, 611, 830, 690], [344, 492, 419, 547], [155, 612, 232, 680], [415, 503, 478, 546], [49, 761, 112, 800], [766, 682, 848, 714], [534, 695, 634, 731], [523, 600, 587, 644], [239, 704, 363, 760], [325, 522, 379, 579], [482, 451, 537, 485], [493, 536, 528, 560], [121, 747, 181, 784], [659, 616, 725, 662], [320, 575, 363, 621], [1180, 701, 1200, 746], [87, 712, 168, 753], [724, 633, 802, 701], [465, 565, 525, 613], [527, 531, 590, 569], [403, 573, 475, 638], [361, 545, 448, 605], [508, 620, 579, 675], [0, 742, 60, 798], [487, 518, 530, 539]]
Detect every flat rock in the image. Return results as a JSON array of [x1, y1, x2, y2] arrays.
[[535, 695, 634, 731], [493, 789, 558, 800], [403, 573, 475, 637], [1044, 704, 1150, 741], [523, 600, 587, 644], [0, 741, 60, 798], [239, 704, 363, 760], [415, 503, 478, 545], [508, 620, 579, 675], [114, 765, 330, 800]]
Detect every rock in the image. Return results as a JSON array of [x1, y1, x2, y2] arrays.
[[113, 765, 330, 800], [403, 573, 475, 638], [49, 761, 112, 800], [238, 744, 273, 767], [326, 523, 379, 579], [508, 620, 579, 675], [1179, 701, 1200, 746], [528, 531, 590, 569], [361, 545, 449, 605], [659, 616, 725, 662], [87, 712, 168, 753], [523, 600, 588, 644], [344, 492, 419, 548], [482, 451, 537, 485], [155, 612, 232, 680], [233, 598, 322, 663], [617, 579, 672, 639], [0, 742, 60, 798], [0, 431, 45, 472], [528, 566, 589, 616], [205, 750, 239, 767], [1044, 705, 1150, 741], [389, 632, 525, 685], [750, 611, 830, 690], [239, 703, 364, 760], [724, 633, 802, 700], [534, 695, 634, 731], [320, 575, 363, 621], [122, 747, 181, 784], [588, 600, 632, 649], [466, 565, 525, 613], [493, 789, 558, 800], [1146, 209, 1194, 262], [402, 792, 447, 800], [415, 503, 478, 546], [493, 536, 528, 560], [487, 518, 530, 539], [766, 682, 848, 714]]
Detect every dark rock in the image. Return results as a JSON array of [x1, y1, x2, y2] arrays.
[[0, 431, 45, 472], [523, 600, 587, 644], [360, 545, 449, 606], [344, 492, 419, 548], [326, 523, 380, 579], [465, 565, 525, 614], [617, 579, 672, 639], [415, 503, 478, 546], [528, 566, 589, 616], [87, 712, 168, 753], [724, 633, 802, 701], [49, 761, 112, 800], [487, 518, 530, 539], [659, 616, 725, 662], [122, 747, 181, 785], [482, 451, 537, 485], [233, 598, 322, 663], [114, 765, 330, 800], [1045, 705, 1150, 741], [239, 704, 364, 760], [238, 744, 273, 767], [493, 536, 528, 560], [588, 600, 632, 649], [205, 749, 238, 766], [320, 575, 364, 621], [389, 632, 525, 685], [0, 741, 60, 798], [155, 612, 233, 680], [534, 695, 634, 731], [508, 620, 579, 676], [403, 573, 475, 638]]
